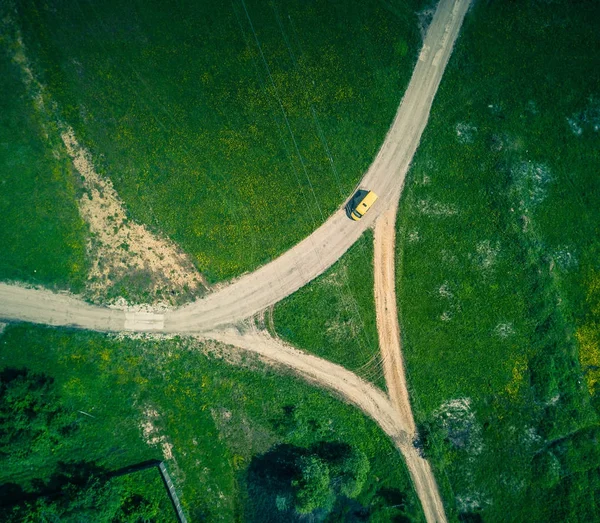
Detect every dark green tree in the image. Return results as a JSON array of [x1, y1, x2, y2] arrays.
[[0, 368, 76, 459], [292, 455, 333, 515], [246, 442, 374, 519], [313, 441, 370, 499], [7, 475, 160, 523], [333, 448, 370, 498], [562, 427, 600, 475]]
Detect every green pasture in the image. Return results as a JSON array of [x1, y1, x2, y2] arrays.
[[14, 0, 424, 282], [0, 323, 423, 521], [274, 231, 384, 389], [0, 21, 88, 290], [396, 0, 600, 520]]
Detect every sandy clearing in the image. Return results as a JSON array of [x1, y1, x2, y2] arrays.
[[61, 129, 206, 305], [374, 207, 447, 522]]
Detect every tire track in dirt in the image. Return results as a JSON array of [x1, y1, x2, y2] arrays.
[[374, 206, 415, 432]]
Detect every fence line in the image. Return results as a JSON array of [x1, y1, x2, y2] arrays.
[[158, 462, 188, 523]]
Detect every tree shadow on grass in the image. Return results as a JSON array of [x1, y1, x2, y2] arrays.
[[0, 460, 107, 509], [244, 441, 366, 522], [245, 444, 305, 522]]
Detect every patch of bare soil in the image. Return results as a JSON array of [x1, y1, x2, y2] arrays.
[[139, 405, 176, 462], [61, 129, 207, 305]]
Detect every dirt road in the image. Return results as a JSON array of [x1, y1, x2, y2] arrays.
[[0, 1, 470, 520], [374, 206, 415, 432], [206, 325, 412, 444], [0, 0, 471, 335], [374, 207, 447, 522]]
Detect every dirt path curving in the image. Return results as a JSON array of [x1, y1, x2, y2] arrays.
[[374, 207, 447, 522], [0, 0, 470, 335], [204, 325, 412, 445], [206, 324, 445, 522], [374, 206, 416, 433]]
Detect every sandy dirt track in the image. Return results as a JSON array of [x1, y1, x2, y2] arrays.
[[206, 325, 412, 444], [374, 207, 447, 522], [374, 206, 416, 432], [0, 0, 471, 334], [0, 1, 470, 520]]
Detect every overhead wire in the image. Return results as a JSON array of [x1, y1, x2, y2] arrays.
[[73, 0, 261, 271], [269, 0, 384, 381]]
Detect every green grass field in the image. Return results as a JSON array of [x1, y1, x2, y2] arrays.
[[0, 323, 423, 521], [274, 231, 385, 389], [14, 0, 424, 283], [396, 0, 600, 520], [0, 17, 88, 290]]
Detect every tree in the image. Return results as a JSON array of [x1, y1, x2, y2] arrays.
[[313, 441, 370, 498], [292, 455, 333, 515], [7, 473, 160, 523], [334, 448, 370, 499], [562, 427, 600, 475], [246, 442, 373, 519], [0, 368, 76, 459]]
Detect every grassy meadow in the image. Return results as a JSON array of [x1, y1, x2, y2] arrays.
[[0, 16, 88, 290], [0, 323, 424, 521], [396, 0, 600, 520], [14, 0, 424, 283], [274, 231, 385, 389]]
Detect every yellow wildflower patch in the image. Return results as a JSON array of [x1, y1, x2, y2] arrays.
[[575, 323, 600, 396], [506, 356, 528, 400], [576, 271, 600, 396], [587, 271, 600, 317]]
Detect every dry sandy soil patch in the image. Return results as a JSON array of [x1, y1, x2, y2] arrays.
[[61, 129, 206, 305]]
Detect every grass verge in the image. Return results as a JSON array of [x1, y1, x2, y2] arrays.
[[0, 15, 88, 290], [274, 231, 385, 390]]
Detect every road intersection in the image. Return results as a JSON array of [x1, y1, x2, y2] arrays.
[[0, 0, 471, 520]]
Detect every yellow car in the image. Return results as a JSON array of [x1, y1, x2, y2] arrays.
[[349, 190, 378, 221]]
